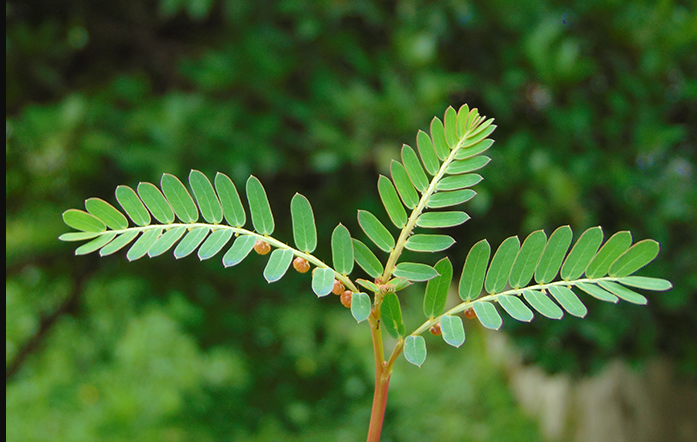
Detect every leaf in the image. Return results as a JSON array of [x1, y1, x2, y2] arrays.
[[59, 232, 101, 242], [456, 104, 470, 138], [63, 209, 106, 233], [576, 281, 618, 303], [458, 239, 490, 301], [461, 123, 496, 148], [436, 173, 483, 191], [127, 228, 162, 261], [444, 106, 458, 147], [485, 236, 520, 294], [381, 293, 405, 338], [598, 281, 648, 305], [75, 232, 117, 256], [426, 189, 476, 209], [509, 230, 547, 289], [85, 198, 128, 230], [390, 160, 419, 209], [473, 301, 502, 330], [424, 258, 453, 318], [189, 170, 223, 224], [617, 276, 672, 291], [115, 185, 150, 227], [246, 176, 275, 235], [222, 235, 257, 267], [446, 156, 491, 175], [561, 227, 603, 280], [174, 227, 210, 259], [608, 240, 660, 277], [535, 225, 573, 284], [404, 335, 427, 367], [454, 139, 494, 160], [357, 210, 395, 252], [351, 292, 372, 323], [416, 211, 470, 228], [148, 226, 186, 257], [498, 295, 534, 322], [312, 267, 335, 297], [263, 248, 294, 283], [417, 130, 439, 175], [161, 173, 199, 223], [137, 183, 175, 224], [378, 175, 407, 228], [357, 278, 381, 293], [393, 262, 439, 282], [331, 224, 354, 275], [198, 229, 233, 260], [548, 286, 587, 318], [440, 315, 466, 347], [290, 193, 317, 253], [586, 231, 632, 278], [430, 117, 449, 161], [401, 145, 429, 193], [352, 239, 384, 279], [215, 172, 246, 227], [100, 230, 140, 256], [523, 290, 563, 319], [405, 234, 455, 252]]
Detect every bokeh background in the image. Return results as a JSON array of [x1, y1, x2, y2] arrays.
[[6, 1, 697, 441]]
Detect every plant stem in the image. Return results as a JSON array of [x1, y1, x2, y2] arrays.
[[366, 309, 390, 442]]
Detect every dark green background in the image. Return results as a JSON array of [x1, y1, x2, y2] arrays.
[[6, 0, 696, 440]]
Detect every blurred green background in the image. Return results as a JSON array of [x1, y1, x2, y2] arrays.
[[6, 0, 696, 440]]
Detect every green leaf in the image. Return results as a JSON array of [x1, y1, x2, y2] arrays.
[[509, 230, 547, 289], [85, 198, 128, 230], [561, 227, 604, 280], [401, 145, 429, 192], [416, 130, 439, 175], [416, 211, 470, 228], [161, 174, 199, 223], [523, 290, 563, 319], [461, 123, 496, 148], [115, 185, 151, 227], [312, 267, 335, 297], [189, 170, 223, 224], [404, 335, 427, 367], [444, 106, 458, 147], [548, 286, 587, 318], [331, 224, 354, 275], [440, 315, 466, 347], [222, 235, 257, 267], [63, 209, 106, 233], [424, 258, 453, 318], [598, 281, 647, 305], [390, 160, 419, 209], [586, 231, 632, 278], [454, 139, 494, 160], [485, 236, 520, 294], [456, 104, 470, 138], [246, 176, 275, 235], [75, 232, 117, 255], [100, 231, 140, 256], [263, 248, 294, 283], [291, 193, 317, 253], [357, 278, 381, 293], [174, 227, 210, 259], [381, 293, 405, 338], [59, 232, 101, 242], [148, 226, 186, 257], [352, 239, 384, 279], [127, 228, 162, 261], [351, 292, 372, 323], [426, 189, 476, 209], [465, 109, 482, 132], [430, 117, 449, 161], [473, 301, 502, 330], [535, 225, 573, 283], [215, 172, 246, 227], [136, 183, 175, 224], [446, 156, 490, 175], [358, 210, 395, 252], [617, 276, 672, 291], [198, 229, 233, 260], [498, 295, 534, 322], [608, 240, 660, 277], [436, 173, 483, 191], [576, 281, 618, 303], [393, 262, 439, 282], [458, 239, 490, 301], [378, 175, 407, 228], [405, 234, 455, 252]]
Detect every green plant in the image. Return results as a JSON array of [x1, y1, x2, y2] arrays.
[[60, 105, 672, 441]]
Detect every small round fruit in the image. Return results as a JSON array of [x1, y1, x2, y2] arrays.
[[293, 257, 310, 273], [332, 280, 345, 295], [340, 290, 352, 308], [429, 323, 442, 336], [464, 308, 477, 319], [254, 240, 271, 255]]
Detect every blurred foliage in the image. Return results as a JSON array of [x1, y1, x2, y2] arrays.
[[6, 0, 696, 439]]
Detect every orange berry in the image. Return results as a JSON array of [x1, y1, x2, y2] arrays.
[[332, 280, 345, 295], [429, 323, 442, 336], [464, 308, 477, 319], [340, 290, 352, 308], [293, 257, 310, 273], [254, 240, 271, 255]]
